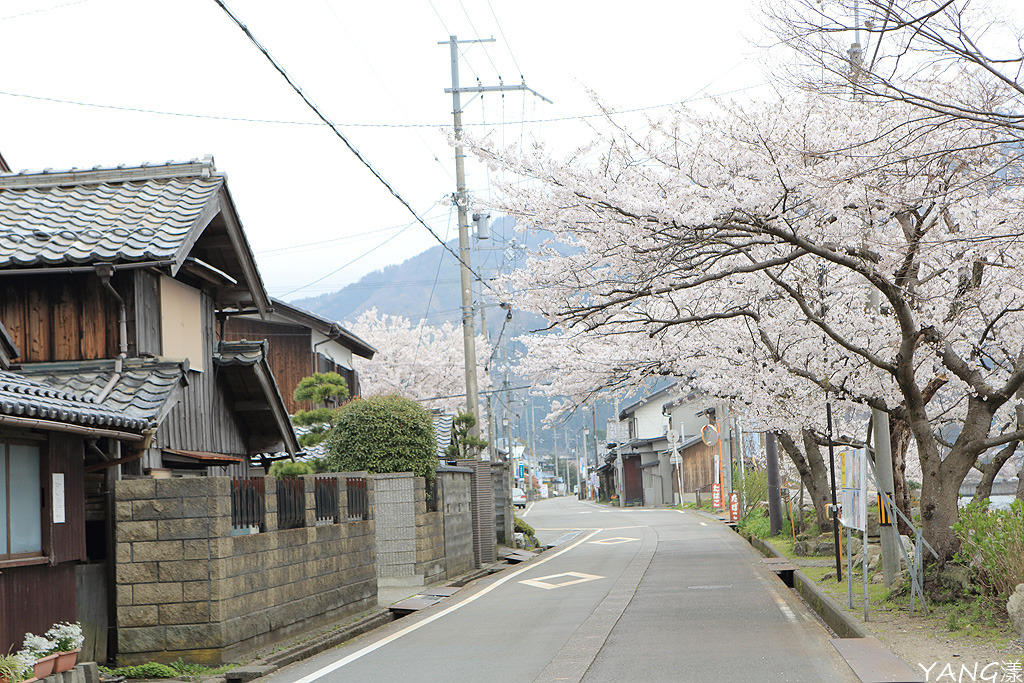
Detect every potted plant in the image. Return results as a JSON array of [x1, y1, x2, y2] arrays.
[[44, 623, 83, 673], [18, 634, 56, 680], [0, 652, 30, 683]]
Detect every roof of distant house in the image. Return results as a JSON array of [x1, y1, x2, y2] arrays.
[[618, 381, 680, 420], [269, 298, 376, 359]]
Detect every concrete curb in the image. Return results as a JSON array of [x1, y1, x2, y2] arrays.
[[748, 535, 870, 639]]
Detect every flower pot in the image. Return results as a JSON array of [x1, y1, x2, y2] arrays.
[[33, 654, 58, 679], [54, 650, 80, 674]]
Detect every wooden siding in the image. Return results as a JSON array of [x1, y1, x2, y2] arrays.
[[46, 432, 86, 564], [223, 318, 310, 414], [129, 270, 161, 357], [0, 273, 119, 362], [680, 440, 717, 493], [155, 294, 248, 455], [0, 562, 76, 654], [622, 455, 642, 504]]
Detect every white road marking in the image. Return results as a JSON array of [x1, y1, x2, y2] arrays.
[[588, 537, 639, 545], [699, 522, 707, 526], [520, 571, 604, 590], [286, 528, 602, 683], [765, 585, 800, 624]]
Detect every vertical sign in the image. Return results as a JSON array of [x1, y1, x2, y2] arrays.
[[729, 492, 740, 521], [839, 448, 867, 531], [712, 483, 722, 509], [52, 473, 66, 523]]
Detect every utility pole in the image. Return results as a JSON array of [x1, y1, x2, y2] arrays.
[[442, 36, 550, 449]]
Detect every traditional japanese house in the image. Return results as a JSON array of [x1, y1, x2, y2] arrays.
[[0, 158, 300, 660]]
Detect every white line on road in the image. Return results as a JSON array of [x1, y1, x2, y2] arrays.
[[286, 528, 602, 683]]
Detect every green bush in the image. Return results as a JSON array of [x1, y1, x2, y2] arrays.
[[954, 499, 1024, 598], [324, 395, 436, 480], [101, 663, 179, 679], [268, 460, 314, 478], [514, 517, 535, 536], [293, 372, 349, 405], [737, 509, 771, 538]]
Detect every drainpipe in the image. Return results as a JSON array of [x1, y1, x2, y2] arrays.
[[95, 264, 127, 403]]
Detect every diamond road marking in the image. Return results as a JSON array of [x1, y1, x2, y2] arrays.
[[588, 537, 639, 545], [519, 572, 604, 590]]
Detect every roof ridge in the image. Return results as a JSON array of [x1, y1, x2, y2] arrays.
[[0, 156, 219, 189]]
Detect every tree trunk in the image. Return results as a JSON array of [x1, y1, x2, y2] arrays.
[[972, 440, 1018, 502], [1017, 458, 1024, 501], [776, 429, 833, 533], [889, 416, 914, 535]]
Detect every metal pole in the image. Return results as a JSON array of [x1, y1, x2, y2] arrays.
[[826, 401, 843, 581], [447, 35, 481, 441]]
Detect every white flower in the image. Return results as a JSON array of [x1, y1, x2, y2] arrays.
[[44, 622, 84, 652], [19, 633, 56, 659]]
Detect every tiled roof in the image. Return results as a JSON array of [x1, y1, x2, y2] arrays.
[[17, 359, 183, 424], [215, 340, 268, 367], [0, 159, 222, 268], [0, 369, 150, 431], [434, 413, 453, 458]]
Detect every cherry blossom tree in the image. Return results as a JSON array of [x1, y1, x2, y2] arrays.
[[347, 308, 491, 417], [473, 84, 1024, 560]]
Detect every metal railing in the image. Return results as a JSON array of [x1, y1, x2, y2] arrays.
[[276, 477, 306, 530], [346, 477, 369, 521], [315, 476, 340, 524], [231, 477, 265, 532]]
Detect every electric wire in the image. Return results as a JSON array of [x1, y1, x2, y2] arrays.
[[484, 0, 524, 78], [0, 83, 766, 129], [0, 0, 92, 21], [211, 0, 495, 295]]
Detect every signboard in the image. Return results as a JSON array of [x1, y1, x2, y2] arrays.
[[516, 462, 524, 479], [712, 483, 722, 509], [839, 448, 867, 531], [52, 473, 65, 524], [540, 484, 549, 499], [729, 492, 740, 522]]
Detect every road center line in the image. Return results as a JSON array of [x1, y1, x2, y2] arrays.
[[287, 528, 603, 683]]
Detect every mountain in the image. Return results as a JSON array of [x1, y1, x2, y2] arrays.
[[291, 216, 542, 333]]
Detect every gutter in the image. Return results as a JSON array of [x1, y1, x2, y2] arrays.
[[0, 260, 176, 277], [95, 264, 128, 402], [0, 414, 145, 442]]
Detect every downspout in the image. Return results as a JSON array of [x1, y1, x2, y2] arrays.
[[95, 264, 128, 403]]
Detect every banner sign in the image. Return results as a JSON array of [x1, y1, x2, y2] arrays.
[[839, 448, 867, 531]]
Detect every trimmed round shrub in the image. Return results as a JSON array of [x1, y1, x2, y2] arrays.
[[324, 394, 436, 480]]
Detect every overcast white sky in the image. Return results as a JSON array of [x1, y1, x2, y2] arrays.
[[0, 0, 775, 301]]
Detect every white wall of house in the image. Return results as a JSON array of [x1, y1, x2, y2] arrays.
[[310, 331, 354, 370]]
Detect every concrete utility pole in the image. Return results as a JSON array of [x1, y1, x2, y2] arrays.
[[442, 35, 550, 447], [766, 432, 784, 536], [873, 411, 900, 588]]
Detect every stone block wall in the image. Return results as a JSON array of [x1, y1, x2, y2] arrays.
[[114, 474, 375, 665], [491, 461, 512, 543]]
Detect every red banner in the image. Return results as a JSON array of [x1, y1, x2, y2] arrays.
[[712, 483, 722, 509], [729, 492, 739, 521]]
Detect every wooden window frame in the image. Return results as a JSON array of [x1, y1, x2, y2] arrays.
[[0, 436, 48, 566]]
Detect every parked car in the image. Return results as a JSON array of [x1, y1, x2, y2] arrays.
[[512, 487, 527, 508]]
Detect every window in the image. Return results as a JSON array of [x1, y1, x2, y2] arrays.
[[0, 440, 43, 560]]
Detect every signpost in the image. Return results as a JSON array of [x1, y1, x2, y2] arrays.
[[839, 447, 868, 619], [668, 429, 683, 505], [729, 491, 739, 522]]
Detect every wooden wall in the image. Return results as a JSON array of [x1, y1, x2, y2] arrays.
[[0, 431, 85, 654], [222, 319, 313, 414], [0, 273, 119, 362], [681, 441, 717, 493]]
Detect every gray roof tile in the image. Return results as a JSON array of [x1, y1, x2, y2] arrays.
[[0, 369, 150, 431], [0, 160, 223, 268], [18, 360, 183, 424]]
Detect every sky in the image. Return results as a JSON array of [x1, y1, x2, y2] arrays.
[[0, 0, 774, 302]]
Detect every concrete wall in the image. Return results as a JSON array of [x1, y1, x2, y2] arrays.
[[113, 474, 376, 665], [373, 473, 442, 587], [491, 461, 512, 543], [438, 466, 474, 579], [373, 470, 474, 586]]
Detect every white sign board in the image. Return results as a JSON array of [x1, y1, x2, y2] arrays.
[[52, 473, 66, 524], [839, 448, 867, 531], [540, 484, 549, 499]]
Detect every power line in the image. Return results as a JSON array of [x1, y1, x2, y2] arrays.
[[484, 0, 524, 78], [211, 0, 495, 295], [0, 0, 92, 21], [0, 83, 767, 129]]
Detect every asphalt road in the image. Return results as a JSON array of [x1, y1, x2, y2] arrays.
[[265, 497, 859, 683]]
